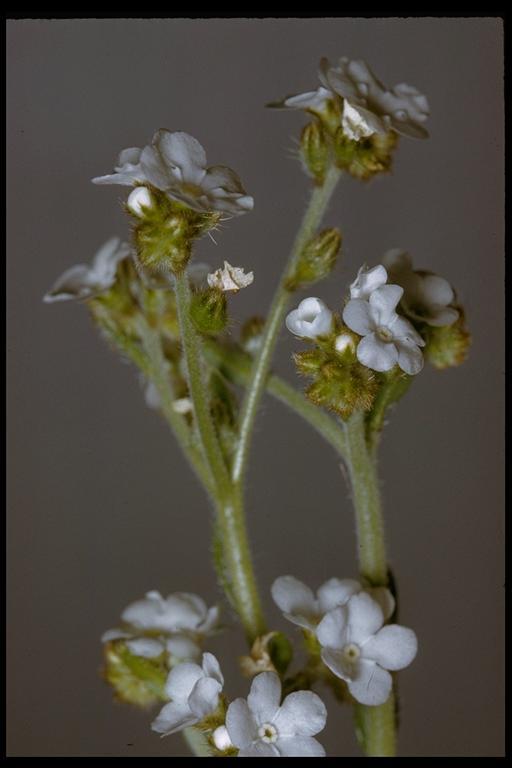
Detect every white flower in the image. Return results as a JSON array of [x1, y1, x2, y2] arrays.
[[319, 57, 429, 139], [127, 186, 153, 216], [268, 86, 334, 116], [349, 264, 388, 300], [207, 261, 254, 292], [212, 725, 233, 752], [343, 284, 425, 375], [93, 129, 254, 217], [121, 590, 219, 635], [271, 575, 395, 632], [225, 671, 327, 757], [43, 237, 131, 302], [285, 297, 333, 339], [383, 249, 459, 327], [317, 592, 417, 706], [152, 653, 224, 736], [334, 333, 356, 354]]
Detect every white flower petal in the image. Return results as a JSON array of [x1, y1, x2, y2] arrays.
[[273, 691, 327, 737], [271, 576, 316, 618], [368, 284, 403, 326], [151, 701, 197, 735], [199, 605, 220, 635], [390, 316, 425, 347], [418, 274, 454, 307], [188, 676, 222, 718], [342, 299, 374, 336], [164, 662, 204, 703], [350, 265, 388, 300], [317, 578, 361, 614], [226, 698, 258, 748], [166, 634, 201, 663], [363, 625, 418, 670], [316, 606, 348, 650], [427, 306, 459, 327], [101, 628, 132, 643], [43, 264, 95, 302], [207, 262, 254, 292], [342, 100, 387, 140], [247, 672, 282, 726], [281, 86, 332, 112], [202, 164, 245, 193], [357, 334, 398, 372], [239, 741, 280, 757], [347, 659, 392, 706], [154, 129, 207, 184], [125, 638, 164, 658], [396, 340, 424, 375], [139, 144, 174, 189], [201, 652, 224, 685], [346, 593, 384, 645], [320, 647, 350, 681], [367, 587, 395, 622], [277, 736, 326, 757]]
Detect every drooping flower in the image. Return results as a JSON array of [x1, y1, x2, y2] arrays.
[[286, 297, 333, 340], [383, 249, 459, 327], [349, 264, 388, 300], [271, 575, 395, 632], [343, 284, 425, 374], [317, 592, 417, 706], [151, 653, 224, 736], [93, 130, 254, 217], [319, 57, 429, 139], [225, 671, 327, 757], [43, 237, 131, 303], [207, 261, 254, 292]]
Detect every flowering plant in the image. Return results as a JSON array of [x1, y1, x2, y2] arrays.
[[45, 56, 470, 756]]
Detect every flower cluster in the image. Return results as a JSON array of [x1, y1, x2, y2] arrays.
[[272, 575, 417, 707]]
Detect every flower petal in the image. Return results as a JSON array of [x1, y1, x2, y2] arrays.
[[418, 274, 454, 307], [320, 647, 350, 681], [343, 299, 374, 336], [239, 741, 280, 757], [350, 265, 388, 300], [271, 576, 316, 618], [390, 316, 425, 346], [316, 606, 348, 650], [151, 701, 196, 735], [277, 736, 326, 757], [396, 340, 424, 375], [317, 578, 361, 614], [247, 672, 282, 725], [140, 144, 173, 190], [202, 164, 245, 193], [101, 628, 131, 643], [201, 652, 224, 685], [368, 284, 403, 325], [427, 306, 459, 327], [346, 593, 384, 645], [166, 634, 201, 662], [348, 659, 392, 706], [153, 129, 207, 184], [357, 334, 398, 372], [43, 265, 94, 302], [188, 676, 222, 718], [125, 638, 164, 658], [226, 698, 258, 748], [362, 625, 418, 670], [273, 691, 327, 737], [164, 662, 204, 703]]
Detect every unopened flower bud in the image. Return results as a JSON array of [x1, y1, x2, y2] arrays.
[[189, 287, 228, 335], [288, 228, 342, 289], [127, 186, 153, 216], [334, 332, 356, 355], [241, 315, 265, 355], [300, 121, 329, 184], [286, 297, 334, 340], [103, 639, 167, 707], [212, 725, 233, 752], [423, 310, 471, 369]]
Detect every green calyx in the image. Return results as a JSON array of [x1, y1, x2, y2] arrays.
[[300, 121, 330, 184], [422, 310, 471, 369], [189, 287, 228, 335], [286, 228, 342, 290], [103, 640, 168, 707], [333, 129, 398, 181]]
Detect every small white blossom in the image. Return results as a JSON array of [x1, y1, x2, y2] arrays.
[[93, 129, 254, 217], [349, 264, 388, 300], [320, 57, 429, 139], [317, 592, 417, 706], [383, 249, 459, 327], [152, 653, 224, 736], [127, 186, 153, 216], [225, 671, 327, 757], [121, 590, 219, 635], [271, 575, 395, 632], [268, 86, 334, 117], [285, 297, 333, 340], [212, 725, 234, 752], [343, 284, 425, 375], [207, 261, 254, 292], [334, 333, 356, 354], [43, 237, 131, 303]]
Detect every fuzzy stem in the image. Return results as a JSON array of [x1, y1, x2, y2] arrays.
[[354, 695, 396, 757], [231, 165, 342, 489]]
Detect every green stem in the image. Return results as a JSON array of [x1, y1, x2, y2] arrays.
[[174, 270, 230, 497], [203, 340, 347, 456], [182, 727, 212, 757], [231, 165, 342, 488], [342, 410, 396, 756]]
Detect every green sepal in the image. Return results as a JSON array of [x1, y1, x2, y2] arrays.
[[286, 228, 342, 290], [103, 640, 168, 707], [189, 287, 228, 335]]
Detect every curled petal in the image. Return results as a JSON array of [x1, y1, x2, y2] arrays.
[[201, 652, 224, 685], [188, 676, 222, 718], [151, 701, 197, 735]]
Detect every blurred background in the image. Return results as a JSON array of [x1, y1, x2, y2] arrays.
[[6, 17, 504, 757]]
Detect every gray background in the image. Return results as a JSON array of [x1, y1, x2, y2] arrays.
[[6, 18, 504, 757]]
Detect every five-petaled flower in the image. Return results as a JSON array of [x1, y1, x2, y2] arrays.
[[286, 297, 333, 340], [343, 284, 426, 375], [317, 592, 417, 706], [151, 653, 224, 735], [225, 671, 327, 757], [43, 237, 131, 303], [92, 130, 254, 217], [383, 249, 459, 327], [271, 575, 395, 632]]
